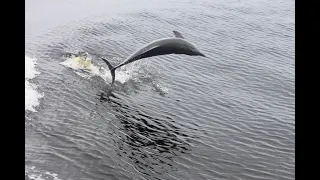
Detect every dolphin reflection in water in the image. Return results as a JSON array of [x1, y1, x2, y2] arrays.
[[97, 90, 194, 176]]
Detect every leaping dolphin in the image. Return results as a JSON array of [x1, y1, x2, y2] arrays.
[[101, 30, 206, 85]]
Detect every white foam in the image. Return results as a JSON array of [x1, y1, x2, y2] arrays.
[[152, 82, 170, 95], [25, 166, 62, 180], [60, 55, 136, 84], [25, 56, 43, 112]]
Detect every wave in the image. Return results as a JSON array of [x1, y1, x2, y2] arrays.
[[25, 166, 62, 180], [25, 56, 43, 112]]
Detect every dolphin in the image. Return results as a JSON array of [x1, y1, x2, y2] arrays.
[[101, 30, 206, 85]]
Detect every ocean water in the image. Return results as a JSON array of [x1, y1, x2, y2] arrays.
[[25, 0, 295, 179]]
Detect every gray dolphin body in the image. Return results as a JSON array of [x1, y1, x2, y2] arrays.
[[101, 31, 206, 85]]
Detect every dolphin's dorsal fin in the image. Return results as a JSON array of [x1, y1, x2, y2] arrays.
[[173, 31, 184, 39]]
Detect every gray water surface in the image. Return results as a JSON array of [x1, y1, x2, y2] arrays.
[[25, 0, 295, 179]]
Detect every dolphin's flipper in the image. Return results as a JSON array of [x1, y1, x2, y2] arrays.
[[173, 31, 184, 39], [132, 46, 169, 61]]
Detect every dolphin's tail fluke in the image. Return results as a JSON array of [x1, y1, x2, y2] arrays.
[[101, 58, 116, 85]]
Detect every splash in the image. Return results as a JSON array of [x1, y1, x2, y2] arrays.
[[25, 166, 62, 180], [25, 56, 44, 112], [60, 52, 170, 95], [60, 53, 137, 84], [152, 81, 170, 96]]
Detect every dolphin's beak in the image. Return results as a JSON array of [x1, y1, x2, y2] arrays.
[[199, 52, 206, 57]]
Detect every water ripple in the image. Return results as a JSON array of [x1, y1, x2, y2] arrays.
[[26, 0, 294, 179]]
